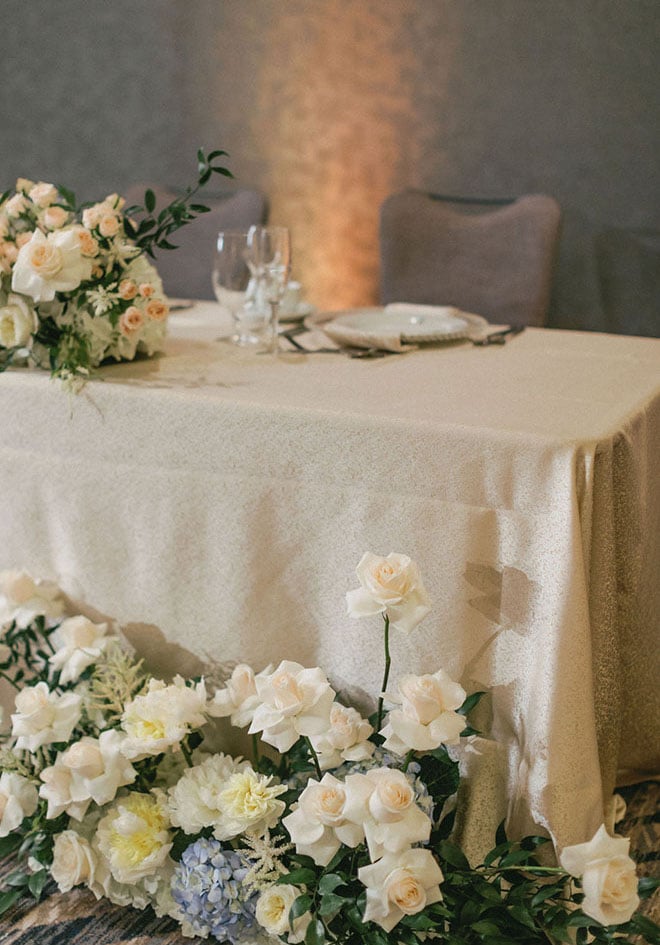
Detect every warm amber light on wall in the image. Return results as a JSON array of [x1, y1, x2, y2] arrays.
[[251, 1, 420, 311]]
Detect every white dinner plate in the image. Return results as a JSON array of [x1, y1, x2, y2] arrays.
[[305, 305, 487, 349]]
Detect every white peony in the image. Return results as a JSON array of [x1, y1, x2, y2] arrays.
[[560, 824, 640, 926], [11, 681, 82, 752], [248, 660, 335, 753], [255, 883, 311, 943], [310, 702, 375, 770], [0, 569, 64, 628], [167, 753, 248, 834], [49, 615, 111, 684], [213, 768, 286, 840], [209, 663, 272, 728], [95, 791, 172, 885], [359, 847, 444, 932], [50, 829, 98, 892], [121, 676, 208, 759], [380, 670, 466, 755], [12, 228, 94, 303], [39, 730, 136, 819], [0, 293, 37, 348], [346, 552, 431, 633], [283, 772, 368, 866], [357, 767, 432, 862], [0, 771, 38, 837]]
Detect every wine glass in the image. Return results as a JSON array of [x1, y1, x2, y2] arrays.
[[246, 225, 291, 353], [212, 230, 271, 349]]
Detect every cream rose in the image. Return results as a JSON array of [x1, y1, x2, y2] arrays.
[[98, 214, 120, 238], [119, 305, 143, 336], [49, 614, 110, 684], [360, 767, 432, 861], [255, 883, 311, 942], [43, 205, 69, 230], [380, 670, 467, 755], [0, 771, 39, 837], [560, 824, 640, 926], [118, 279, 138, 300], [50, 830, 97, 892], [208, 663, 273, 728], [29, 182, 58, 207], [145, 299, 168, 321], [346, 552, 431, 633], [310, 702, 375, 769], [248, 660, 335, 753], [11, 681, 82, 752], [283, 772, 368, 866], [0, 569, 64, 628], [359, 848, 444, 932], [12, 228, 93, 302], [0, 294, 36, 348], [5, 193, 28, 217]]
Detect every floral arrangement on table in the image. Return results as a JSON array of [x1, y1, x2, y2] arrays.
[[0, 555, 657, 945], [0, 149, 231, 388]]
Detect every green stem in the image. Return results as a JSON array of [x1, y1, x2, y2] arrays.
[[0, 670, 19, 691], [180, 738, 195, 769], [252, 733, 260, 767], [376, 614, 391, 732], [402, 749, 415, 772], [303, 737, 323, 780], [478, 865, 567, 876]]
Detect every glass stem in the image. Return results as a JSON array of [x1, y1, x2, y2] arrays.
[[269, 300, 280, 355]]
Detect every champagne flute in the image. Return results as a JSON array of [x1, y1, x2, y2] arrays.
[[212, 230, 270, 348], [246, 225, 291, 354]]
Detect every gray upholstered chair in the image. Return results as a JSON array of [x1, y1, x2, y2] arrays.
[[379, 191, 562, 326], [596, 228, 660, 337], [123, 186, 268, 299]]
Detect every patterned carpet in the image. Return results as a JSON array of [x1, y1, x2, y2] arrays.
[[0, 783, 657, 944]]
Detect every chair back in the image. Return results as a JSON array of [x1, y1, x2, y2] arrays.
[[123, 185, 268, 299], [596, 228, 660, 337], [379, 190, 561, 326]]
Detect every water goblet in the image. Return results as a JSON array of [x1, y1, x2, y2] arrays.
[[212, 230, 271, 349], [246, 225, 292, 353]]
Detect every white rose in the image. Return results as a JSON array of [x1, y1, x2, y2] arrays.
[[12, 228, 94, 303], [283, 772, 368, 866], [11, 681, 82, 752], [255, 883, 311, 942], [310, 702, 375, 770], [96, 792, 172, 884], [121, 676, 208, 759], [208, 663, 273, 728], [39, 763, 89, 821], [43, 206, 69, 230], [4, 193, 27, 218], [0, 294, 37, 349], [560, 824, 640, 926], [49, 615, 110, 684], [50, 830, 97, 892], [346, 552, 431, 633], [248, 660, 335, 753], [359, 768, 432, 862], [359, 848, 444, 932], [0, 568, 64, 628], [0, 771, 39, 837], [380, 670, 467, 755], [28, 182, 58, 208]]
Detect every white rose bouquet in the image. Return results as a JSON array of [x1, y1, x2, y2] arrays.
[[0, 149, 231, 388], [0, 556, 656, 945]]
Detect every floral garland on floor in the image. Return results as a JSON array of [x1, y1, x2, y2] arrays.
[[0, 148, 231, 388], [0, 555, 657, 944]]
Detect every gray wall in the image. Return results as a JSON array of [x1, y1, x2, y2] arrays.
[[2, 0, 658, 331]]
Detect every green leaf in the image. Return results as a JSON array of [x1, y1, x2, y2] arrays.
[[318, 873, 346, 895], [207, 149, 229, 160], [0, 833, 23, 857], [639, 875, 660, 898], [212, 166, 234, 178], [304, 918, 326, 945], [189, 204, 211, 213], [144, 188, 156, 212], [27, 870, 48, 900], [439, 839, 470, 869], [458, 690, 487, 715], [278, 868, 316, 886], [0, 888, 22, 916], [199, 169, 212, 186], [289, 893, 313, 923], [318, 893, 344, 917], [631, 914, 660, 943]]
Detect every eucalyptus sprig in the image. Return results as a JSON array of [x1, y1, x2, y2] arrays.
[[123, 148, 233, 258]]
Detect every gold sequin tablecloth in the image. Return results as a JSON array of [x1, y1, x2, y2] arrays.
[[0, 305, 658, 851]]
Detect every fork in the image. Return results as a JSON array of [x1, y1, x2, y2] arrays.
[[471, 325, 525, 346]]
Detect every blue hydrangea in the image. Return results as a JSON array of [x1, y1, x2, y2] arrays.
[[171, 837, 258, 943]]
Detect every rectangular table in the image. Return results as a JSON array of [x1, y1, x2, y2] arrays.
[[1, 303, 658, 855]]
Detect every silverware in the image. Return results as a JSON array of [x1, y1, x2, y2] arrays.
[[278, 328, 396, 358], [471, 325, 525, 346]]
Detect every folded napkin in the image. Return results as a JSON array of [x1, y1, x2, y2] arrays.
[[321, 320, 417, 353]]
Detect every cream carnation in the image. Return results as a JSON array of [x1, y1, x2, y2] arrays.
[[121, 676, 208, 759], [11, 681, 82, 752], [0, 771, 38, 837], [49, 615, 111, 684], [12, 228, 94, 302], [167, 753, 247, 834], [560, 824, 640, 926], [359, 848, 444, 932], [380, 670, 467, 755], [346, 552, 431, 633], [0, 568, 64, 628], [213, 767, 286, 840], [96, 792, 172, 884], [0, 294, 37, 349], [248, 660, 335, 753]]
